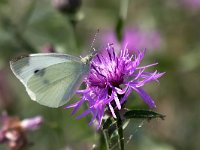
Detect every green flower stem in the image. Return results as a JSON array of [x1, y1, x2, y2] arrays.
[[102, 129, 110, 150], [116, 111, 124, 150], [63, 15, 78, 52], [116, 0, 129, 41]]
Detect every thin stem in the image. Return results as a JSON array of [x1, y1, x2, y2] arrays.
[[116, 0, 129, 41], [116, 111, 124, 150], [63, 15, 78, 53], [102, 129, 110, 150]]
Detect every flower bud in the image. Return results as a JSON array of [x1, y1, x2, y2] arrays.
[[20, 116, 43, 131], [52, 0, 81, 14], [41, 43, 55, 53], [0, 113, 43, 150]]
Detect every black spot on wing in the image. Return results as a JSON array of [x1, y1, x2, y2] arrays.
[[34, 68, 45, 76], [34, 69, 40, 73]]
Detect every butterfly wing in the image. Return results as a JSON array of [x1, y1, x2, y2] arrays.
[[10, 53, 88, 108]]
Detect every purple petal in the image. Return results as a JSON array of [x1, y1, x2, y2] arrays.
[[131, 71, 163, 88], [75, 109, 91, 119], [88, 110, 98, 126], [71, 99, 85, 115], [132, 50, 145, 69], [120, 87, 132, 104], [136, 62, 158, 70], [108, 103, 116, 118], [76, 89, 90, 94], [114, 86, 128, 94], [113, 91, 121, 110], [64, 100, 81, 110], [131, 87, 156, 108], [97, 106, 104, 128]]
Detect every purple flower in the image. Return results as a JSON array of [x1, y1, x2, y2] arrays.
[[182, 0, 200, 9], [103, 28, 163, 51], [0, 113, 43, 149], [20, 116, 43, 131], [66, 44, 164, 128]]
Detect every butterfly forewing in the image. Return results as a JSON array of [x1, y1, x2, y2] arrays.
[[10, 53, 88, 108], [10, 53, 81, 86]]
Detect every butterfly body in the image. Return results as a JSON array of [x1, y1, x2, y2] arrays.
[[10, 53, 91, 108]]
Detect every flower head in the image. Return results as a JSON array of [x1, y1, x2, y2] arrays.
[[66, 44, 164, 128], [52, 0, 81, 14]]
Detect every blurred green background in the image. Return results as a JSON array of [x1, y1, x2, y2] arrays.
[[0, 0, 200, 150]]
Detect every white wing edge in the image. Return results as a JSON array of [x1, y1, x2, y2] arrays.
[[26, 87, 36, 101], [28, 53, 81, 62], [10, 61, 36, 101]]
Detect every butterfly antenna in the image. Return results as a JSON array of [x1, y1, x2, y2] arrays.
[[90, 29, 99, 54]]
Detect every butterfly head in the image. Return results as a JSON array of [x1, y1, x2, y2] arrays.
[[81, 50, 97, 65]]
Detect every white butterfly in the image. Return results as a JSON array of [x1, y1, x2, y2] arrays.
[[10, 53, 94, 108]]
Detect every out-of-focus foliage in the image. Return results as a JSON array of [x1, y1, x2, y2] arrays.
[[0, 0, 200, 150]]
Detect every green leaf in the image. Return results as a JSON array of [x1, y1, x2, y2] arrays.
[[124, 109, 166, 120]]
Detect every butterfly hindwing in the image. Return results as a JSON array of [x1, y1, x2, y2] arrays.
[[27, 61, 86, 107]]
